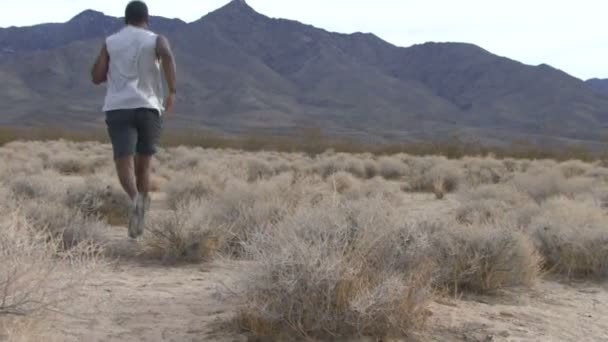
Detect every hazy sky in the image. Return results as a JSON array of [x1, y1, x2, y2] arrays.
[[0, 0, 605, 80]]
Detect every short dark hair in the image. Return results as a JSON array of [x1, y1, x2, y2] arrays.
[[125, 1, 149, 25]]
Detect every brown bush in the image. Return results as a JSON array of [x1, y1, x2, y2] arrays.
[[462, 157, 508, 187], [207, 175, 305, 256], [141, 201, 224, 264], [165, 175, 220, 210], [511, 170, 595, 203], [558, 160, 591, 178], [529, 197, 608, 279], [64, 177, 131, 225], [236, 198, 432, 339], [378, 156, 406, 179], [0, 208, 102, 317], [9, 173, 61, 200], [428, 220, 541, 294], [455, 184, 539, 227], [20, 201, 105, 249], [47, 155, 92, 175]]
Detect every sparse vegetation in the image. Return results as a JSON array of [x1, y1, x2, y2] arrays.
[[2, 139, 608, 340], [142, 201, 224, 264], [0, 205, 102, 338]]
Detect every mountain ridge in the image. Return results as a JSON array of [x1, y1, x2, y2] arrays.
[[1, 1, 607, 146]]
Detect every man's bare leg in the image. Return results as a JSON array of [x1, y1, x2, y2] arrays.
[[135, 154, 152, 195], [115, 155, 137, 200], [133, 154, 153, 237]]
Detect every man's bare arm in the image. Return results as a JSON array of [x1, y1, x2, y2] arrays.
[[91, 43, 109, 85], [156, 35, 177, 94]]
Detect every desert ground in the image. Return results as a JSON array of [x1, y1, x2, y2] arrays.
[[0, 140, 607, 341]]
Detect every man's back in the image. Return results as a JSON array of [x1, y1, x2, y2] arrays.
[[103, 26, 163, 113]]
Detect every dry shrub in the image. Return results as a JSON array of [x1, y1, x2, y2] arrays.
[[9, 173, 61, 200], [428, 162, 463, 199], [329, 171, 360, 194], [403, 156, 462, 195], [0, 209, 101, 317], [209, 175, 305, 256], [428, 220, 541, 294], [19, 201, 105, 249], [585, 166, 608, 183], [343, 157, 367, 178], [164, 146, 202, 171], [363, 158, 379, 178], [462, 157, 508, 187], [343, 177, 403, 207], [378, 156, 406, 179], [502, 158, 519, 172], [148, 174, 167, 192], [165, 175, 220, 210], [456, 184, 539, 227], [47, 154, 92, 175], [511, 170, 595, 203], [64, 177, 131, 225], [141, 201, 224, 264], [0, 153, 44, 180], [529, 197, 608, 279], [558, 160, 591, 178], [246, 158, 275, 182], [237, 198, 432, 339], [312, 156, 342, 178]]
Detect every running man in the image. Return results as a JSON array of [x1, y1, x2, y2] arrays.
[[91, 1, 177, 238]]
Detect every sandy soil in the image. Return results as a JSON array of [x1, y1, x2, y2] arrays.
[[47, 192, 608, 342]]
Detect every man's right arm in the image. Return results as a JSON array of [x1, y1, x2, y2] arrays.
[[91, 43, 109, 85], [156, 35, 177, 112]]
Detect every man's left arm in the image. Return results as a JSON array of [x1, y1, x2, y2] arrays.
[[91, 43, 109, 85]]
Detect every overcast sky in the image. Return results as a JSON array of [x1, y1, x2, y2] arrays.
[[0, 0, 605, 80]]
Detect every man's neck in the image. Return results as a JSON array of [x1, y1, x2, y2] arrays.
[[127, 23, 148, 29]]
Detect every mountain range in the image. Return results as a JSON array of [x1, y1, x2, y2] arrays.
[[1, 0, 608, 146]]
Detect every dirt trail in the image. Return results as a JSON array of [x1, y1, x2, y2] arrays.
[[50, 192, 608, 342], [51, 192, 246, 342]]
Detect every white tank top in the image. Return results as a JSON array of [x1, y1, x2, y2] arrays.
[[102, 26, 164, 114]]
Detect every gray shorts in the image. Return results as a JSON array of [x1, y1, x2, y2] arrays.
[[105, 108, 162, 160]]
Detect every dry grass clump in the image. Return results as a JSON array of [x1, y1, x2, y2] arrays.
[[157, 146, 198, 170], [141, 201, 224, 264], [427, 162, 464, 199], [529, 197, 608, 279], [461, 157, 508, 187], [165, 174, 221, 210], [428, 221, 541, 294], [19, 200, 105, 249], [9, 173, 61, 200], [344, 176, 404, 206], [0, 208, 101, 317], [64, 177, 131, 225], [402, 156, 463, 197], [455, 184, 539, 226], [246, 158, 275, 182], [237, 198, 432, 339], [208, 174, 307, 256], [329, 171, 361, 194], [584, 166, 608, 183], [47, 154, 93, 175], [377, 156, 406, 179], [558, 160, 591, 178], [511, 170, 595, 203]]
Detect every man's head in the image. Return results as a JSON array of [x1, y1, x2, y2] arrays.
[[125, 1, 149, 26]]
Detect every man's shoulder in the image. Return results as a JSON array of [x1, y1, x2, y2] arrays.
[[106, 27, 127, 42]]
